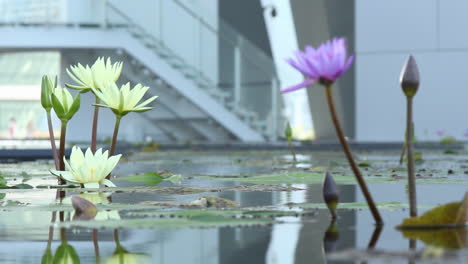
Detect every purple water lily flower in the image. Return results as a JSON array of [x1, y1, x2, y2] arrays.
[[282, 37, 354, 93]]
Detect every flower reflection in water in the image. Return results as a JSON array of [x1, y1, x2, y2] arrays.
[[105, 229, 151, 264]]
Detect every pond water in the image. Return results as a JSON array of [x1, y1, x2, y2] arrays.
[[0, 149, 466, 263]]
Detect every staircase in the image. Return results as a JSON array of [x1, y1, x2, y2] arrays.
[[0, 0, 281, 142]]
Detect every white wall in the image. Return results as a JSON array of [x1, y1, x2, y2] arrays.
[[260, 0, 314, 140], [356, 0, 468, 141]]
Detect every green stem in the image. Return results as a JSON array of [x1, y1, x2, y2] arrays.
[[399, 133, 407, 165], [113, 229, 121, 249], [406, 97, 417, 217], [287, 139, 297, 163], [107, 116, 122, 180], [324, 85, 383, 225], [109, 115, 122, 156], [58, 121, 68, 185], [91, 98, 100, 153], [46, 111, 59, 170], [60, 227, 66, 242]]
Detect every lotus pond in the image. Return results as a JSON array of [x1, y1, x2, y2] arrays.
[[0, 147, 467, 263]]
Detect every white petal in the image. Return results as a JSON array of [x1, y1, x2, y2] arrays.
[[50, 170, 79, 184], [100, 179, 116, 187], [83, 182, 100, 188]]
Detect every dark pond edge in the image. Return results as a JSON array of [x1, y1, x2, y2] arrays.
[[0, 141, 464, 161], [129, 141, 466, 152]]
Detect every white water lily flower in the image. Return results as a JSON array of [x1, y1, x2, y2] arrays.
[[93, 82, 157, 116], [51, 146, 121, 188], [66, 57, 123, 92]]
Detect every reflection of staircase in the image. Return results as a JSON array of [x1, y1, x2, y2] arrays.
[[0, 1, 280, 142]]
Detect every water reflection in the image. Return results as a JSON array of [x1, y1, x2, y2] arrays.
[[0, 182, 465, 263]]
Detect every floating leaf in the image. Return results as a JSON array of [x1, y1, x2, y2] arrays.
[[201, 172, 468, 185], [440, 136, 457, 145], [288, 202, 434, 211], [398, 192, 468, 229], [358, 162, 371, 168], [119, 172, 163, 185], [20, 171, 32, 183], [119, 171, 181, 185], [11, 184, 34, 189]]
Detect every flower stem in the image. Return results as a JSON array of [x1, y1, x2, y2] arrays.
[[93, 229, 100, 260], [46, 111, 59, 170], [109, 115, 122, 156], [113, 229, 121, 248], [91, 97, 100, 153], [60, 227, 66, 242], [287, 138, 297, 163], [58, 121, 68, 185], [406, 97, 417, 217], [324, 85, 383, 225], [107, 115, 122, 180]]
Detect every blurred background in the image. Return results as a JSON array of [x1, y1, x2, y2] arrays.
[[0, 0, 466, 145]]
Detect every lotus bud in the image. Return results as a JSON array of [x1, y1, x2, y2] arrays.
[[71, 196, 97, 221], [41, 75, 57, 111], [400, 55, 420, 97], [323, 171, 339, 219], [51, 88, 81, 122]]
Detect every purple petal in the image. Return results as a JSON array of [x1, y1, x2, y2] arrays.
[[342, 55, 354, 72], [281, 78, 315, 93]]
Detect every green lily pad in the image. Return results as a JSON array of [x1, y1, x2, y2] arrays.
[[201, 172, 468, 185], [60, 215, 274, 229], [286, 202, 434, 211], [119, 172, 164, 185]]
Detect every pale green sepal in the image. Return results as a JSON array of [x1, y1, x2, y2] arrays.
[[65, 83, 90, 92], [132, 107, 153, 113], [65, 94, 81, 120], [101, 179, 116, 187], [51, 93, 66, 119]]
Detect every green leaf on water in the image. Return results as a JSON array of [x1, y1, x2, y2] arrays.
[[61, 216, 273, 229], [11, 183, 34, 189], [358, 162, 371, 168], [443, 149, 458, 155], [0, 183, 34, 189], [201, 172, 468, 185], [119, 171, 182, 185], [287, 202, 434, 211], [119, 172, 163, 185], [20, 171, 32, 183]]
